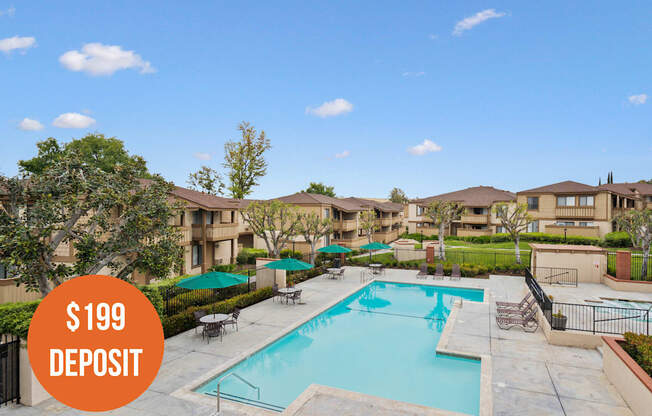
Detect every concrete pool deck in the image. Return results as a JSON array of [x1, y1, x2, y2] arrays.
[[0, 267, 640, 415]]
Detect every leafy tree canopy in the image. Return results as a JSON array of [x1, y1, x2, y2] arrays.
[[223, 122, 271, 199], [388, 187, 408, 204], [305, 182, 336, 197], [187, 166, 224, 195]]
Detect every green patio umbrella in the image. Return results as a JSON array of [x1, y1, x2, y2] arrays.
[[264, 257, 313, 271], [175, 271, 249, 290], [360, 242, 392, 263], [317, 244, 352, 254]]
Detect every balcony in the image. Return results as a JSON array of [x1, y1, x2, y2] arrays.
[[333, 219, 357, 232], [333, 235, 368, 248], [555, 206, 595, 218], [374, 229, 399, 243], [461, 214, 489, 224], [457, 228, 492, 237], [177, 226, 191, 244], [206, 223, 238, 241], [376, 217, 392, 227]]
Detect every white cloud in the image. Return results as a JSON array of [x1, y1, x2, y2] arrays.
[[407, 139, 442, 156], [305, 98, 353, 118], [402, 71, 426, 77], [52, 113, 96, 128], [628, 94, 647, 105], [18, 118, 44, 131], [0, 36, 36, 53], [428, 34, 438, 40], [59, 43, 155, 76], [335, 150, 350, 159], [193, 152, 211, 161], [453, 9, 506, 36], [0, 6, 15, 17]]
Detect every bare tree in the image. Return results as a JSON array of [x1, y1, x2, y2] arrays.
[[241, 200, 300, 258], [493, 202, 532, 264], [359, 210, 377, 244], [616, 209, 652, 279], [423, 201, 465, 260], [297, 212, 333, 264]]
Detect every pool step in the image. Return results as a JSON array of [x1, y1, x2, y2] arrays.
[[207, 390, 285, 412]]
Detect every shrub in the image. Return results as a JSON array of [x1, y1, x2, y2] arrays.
[[162, 287, 273, 337], [0, 300, 41, 339], [210, 264, 236, 273], [287, 266, 326, 286], [604, 231, 633, 248], [139, 286, 164, 319], [622, 332, 652, 377], [236, 248, 268, 265], [165, 283, 251, 313], [280, 249, 303, 259]]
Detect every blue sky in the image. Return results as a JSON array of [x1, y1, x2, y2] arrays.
[[1, 1, 650, 199]]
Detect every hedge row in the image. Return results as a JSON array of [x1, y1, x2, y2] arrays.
[[401, 231, 632, 248], [0, 300, 40, 339], [236, 248, 268, 265], [162, 287, 273, 338], [623, 332, 652, 377]]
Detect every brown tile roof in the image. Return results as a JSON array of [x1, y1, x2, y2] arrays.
[[341, 197, 402, 212], [275, 192, 363, 212], [598, 182, 652, 197], [518, 180, 598, 195], [169, 186, 242, 209], [413, 186, 516, 207]]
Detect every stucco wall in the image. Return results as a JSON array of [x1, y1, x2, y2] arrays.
[[19, 345, 50, 406], [603, 337, 652, 416], [394, 248, 426, 262], [255, 258, 286, 289], [532, 249, 606, 283]]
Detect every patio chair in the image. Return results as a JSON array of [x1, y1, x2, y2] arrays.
[[204, 321, 223, 343], [497, 298, 537, 317], [337, 268, 345, 280], [433, 263, 444, 280], [416, 263, 428, 279], [272, 283, 281, 302], [193, 310, 207, 334], [496, 307, 538, 332], [289, 289, 302, 304], [223, 307, 240, 332], [378, 265, 386, 276], [450, 264, 461, 280], [495, 293, 532, 311]]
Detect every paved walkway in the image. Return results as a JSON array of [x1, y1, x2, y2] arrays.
[[1, 269, 641, 416]]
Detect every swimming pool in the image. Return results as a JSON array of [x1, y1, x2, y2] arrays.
[[196, 281, 484, 414]]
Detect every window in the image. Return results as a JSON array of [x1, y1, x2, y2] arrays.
[[527, 197, 539, 210], [472, 207, 488, 215], [324, 208, 330, 219], [325, 234, 331, 246], [179, 211, 185, 226], [192, 210, 202, 225], [647, 196, 652, 203], [416, 206, 425, 216], [556, 221, 575, 226], [192, 244, 203, 267], [496, 226, 505, 234], [557, 196, 576, 206], [206, 211, 213, 225], [579, 222, 594, 227], [579, 196, 594, 206], [526, 221, 539, 233]]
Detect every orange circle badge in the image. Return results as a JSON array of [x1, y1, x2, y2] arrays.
[[28, 275, 164, 411]]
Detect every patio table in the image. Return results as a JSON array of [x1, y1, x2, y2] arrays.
[[278, 287, 299, 304], [200, 314, 229, 324], [369, 263, 382, 274], [327, 267, 342, 279]]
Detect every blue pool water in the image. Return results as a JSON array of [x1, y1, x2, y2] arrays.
[[196, 282, 484, 414]]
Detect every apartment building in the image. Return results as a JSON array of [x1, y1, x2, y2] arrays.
[[169, 186, 241, 275], [517, 180, 652, 238], [341, 197, 403, 243], [407, 186, 516, 237]]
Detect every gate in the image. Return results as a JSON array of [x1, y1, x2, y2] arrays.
[[0, 335, 20, 406]]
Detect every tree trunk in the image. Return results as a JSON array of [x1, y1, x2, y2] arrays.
[[38, 272, 51, 296], [309, 241, 316, 265], [438, 223, 445, 261], [514, 235, 521, 264], [643, 249, 650, 280]]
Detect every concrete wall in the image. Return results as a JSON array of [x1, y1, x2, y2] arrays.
[[604, 275, 652, 293], [531, 248, 606, 283], [537, 308, 603, 348], [394, 248, 426, 262], [603, 337, 652, 416], [19, 344, 50, 406], [255, 258, 286, 289]]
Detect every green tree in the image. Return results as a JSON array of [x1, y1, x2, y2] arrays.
[[187, 166, 224, 195], [304, 182, 336, 197], [616, 210, 651, 279], [388, 187, 408, 204], [296, 212, 333, 264], [494, 202, 532, 264], [223, 122, 271, 199], [240, 200, 300, 258], [0, 139, 183, 296], [423, 201, 465, 260], [19, 134, 150, 178], [359, 210, 377, 244]]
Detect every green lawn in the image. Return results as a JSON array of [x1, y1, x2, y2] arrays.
[[351, 247, 530, 268], [444, 239, 532, 250]]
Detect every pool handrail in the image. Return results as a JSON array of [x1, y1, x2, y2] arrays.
[[215, 372, 260, 415]]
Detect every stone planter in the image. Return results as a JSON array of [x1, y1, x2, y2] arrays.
[[551, 315, 567, 331], [603, 336, 652, 416]]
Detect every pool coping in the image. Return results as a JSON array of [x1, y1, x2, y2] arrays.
[[171, 276, 492, 416]]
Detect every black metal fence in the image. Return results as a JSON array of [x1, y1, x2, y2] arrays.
[[532, 266, 578, 287], [525, 269, 552, 321], [0, 335, 20, 406], [393, 247, 530, 267], [550, 302, 650, 335], [607, 252, 651, 281]]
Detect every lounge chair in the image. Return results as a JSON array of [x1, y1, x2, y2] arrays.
[[496, 293, 532, 310], [223, 307, 240, 332], [497, 298, 537, 317], [433, 263, 444, 280], [289, 289, 302, 304], [496, 308, 538, 332], [450, 264, 461, 280], [193, 310, 207, 334], [204, 321, 223, 343], [416, 263, 428, 279]]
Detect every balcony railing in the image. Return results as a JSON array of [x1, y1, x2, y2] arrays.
[[206, 223, 238, 240], [376, 217, 392, 226], [334, 219, 357, 231], [461, 214, 489, 224], [555, 206, 595, 218], [457, 228, 492, 237]]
